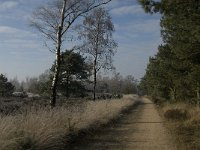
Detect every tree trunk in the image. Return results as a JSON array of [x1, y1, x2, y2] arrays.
[[93, 63, 97, 101], [93, 22, 100, 101], [170, 87, 176, 101], [50, 27, 62, 108], [50, 0, 66, 108], [197, 82, 200, 107], [66, 75, 70, 99]]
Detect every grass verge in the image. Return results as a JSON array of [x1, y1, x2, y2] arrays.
[[0, 95, 136, 150], [159, 103, 200, 150]]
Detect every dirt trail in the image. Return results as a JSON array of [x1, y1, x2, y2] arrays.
[[69, 97, 176, 150]]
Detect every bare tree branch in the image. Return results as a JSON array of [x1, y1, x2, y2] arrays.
[[30, 0, 112, 106]]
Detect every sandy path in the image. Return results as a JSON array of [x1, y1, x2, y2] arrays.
[[69, 97, 176, 150]]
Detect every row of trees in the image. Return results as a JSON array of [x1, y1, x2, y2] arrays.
[[139, 0, 200, 105]]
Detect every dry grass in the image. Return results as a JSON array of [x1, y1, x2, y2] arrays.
[[160, 103, 200, 150], [0, 95, 136, 150]]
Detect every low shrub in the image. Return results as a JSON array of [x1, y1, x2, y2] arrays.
[[164, 108, 191, 121]]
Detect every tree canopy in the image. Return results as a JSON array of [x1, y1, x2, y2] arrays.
[[31, 0, 112, 107], [0, 74, 15, 97], [78, 7, 117, 100], [52, 50, 91, 98]]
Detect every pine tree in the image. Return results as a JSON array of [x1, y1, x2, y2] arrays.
[[0, 74, 15, 97]]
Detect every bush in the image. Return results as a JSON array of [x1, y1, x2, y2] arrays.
[[0, 74, 15, 97], [164, 108, 191, 121]]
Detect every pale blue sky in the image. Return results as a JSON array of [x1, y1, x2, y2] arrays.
[[0, 0, 161, 81]]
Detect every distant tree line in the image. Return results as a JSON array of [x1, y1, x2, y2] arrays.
[[95, 73, 138, 95], [139, 0, 200, 105], [4, 69, 137, 99]]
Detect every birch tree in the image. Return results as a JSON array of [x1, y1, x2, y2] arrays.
[[78, 8, 117, 100], [30, 0, 111, 107]]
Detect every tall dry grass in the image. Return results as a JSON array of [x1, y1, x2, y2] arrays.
[[0, 95, 136, 150], [161, 102, 200, 150]]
